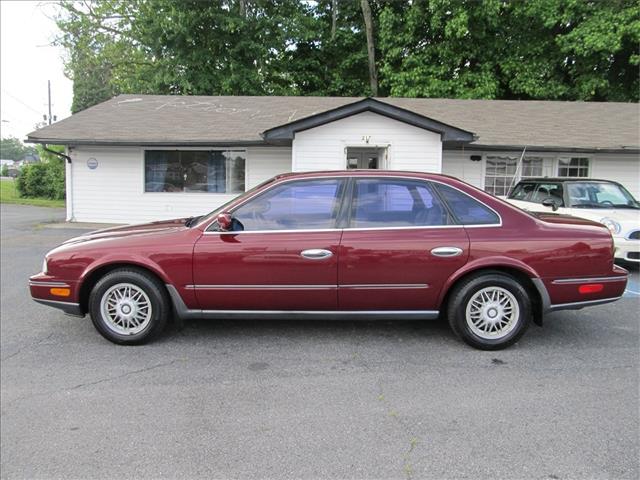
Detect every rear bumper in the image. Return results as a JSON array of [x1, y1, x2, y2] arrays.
[[533, 264, 628, 314]]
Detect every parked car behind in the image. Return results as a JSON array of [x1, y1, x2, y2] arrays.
[[506, 178, 640, 264], [30, 171, 627, 350]]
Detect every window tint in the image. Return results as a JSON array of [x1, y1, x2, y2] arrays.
[[436, 184, 500, 225], [351, 179, 450, 228], [145, 150, 245, 193], [230, 179, 344, 231]]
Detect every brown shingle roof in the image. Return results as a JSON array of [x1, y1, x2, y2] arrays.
[[26, 94, 640, 151]]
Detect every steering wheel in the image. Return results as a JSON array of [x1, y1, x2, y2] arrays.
[[600, 200, 614, 207]]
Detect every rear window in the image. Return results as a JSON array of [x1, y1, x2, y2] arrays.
[[436, 184, 500, 225]]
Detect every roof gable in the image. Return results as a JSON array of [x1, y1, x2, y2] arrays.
[[262, 97, 474, 145], [25, 94, 640, 152]]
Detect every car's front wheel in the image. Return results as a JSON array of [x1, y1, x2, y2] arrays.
[[447, 272, 531, 350], [89, 268, 170, 345]]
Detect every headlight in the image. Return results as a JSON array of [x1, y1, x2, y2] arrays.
[[600, 218, 621, 235], [42, 257, 48, 274]]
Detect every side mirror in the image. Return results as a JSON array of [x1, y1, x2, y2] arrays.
[[541, 198, 559, 212], [216, 212, 233, 231]]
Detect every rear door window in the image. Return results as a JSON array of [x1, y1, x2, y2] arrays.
[[350, 178, 451, 228], [436, 184, 500, 225]]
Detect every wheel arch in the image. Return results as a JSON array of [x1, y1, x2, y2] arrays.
[[78, 261, 172, 315], [438, 260, 545, 326]]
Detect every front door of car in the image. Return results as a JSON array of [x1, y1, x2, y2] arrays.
[[192, 178, 347, 311], [338, 178, 470, 311]]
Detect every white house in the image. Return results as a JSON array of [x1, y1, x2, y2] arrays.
[[26, 95, 639, 224]]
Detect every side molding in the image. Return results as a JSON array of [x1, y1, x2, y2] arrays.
[[165, 284, 439, 321]]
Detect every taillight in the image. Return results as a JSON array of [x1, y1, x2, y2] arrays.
[[578, 284, 604, 294]]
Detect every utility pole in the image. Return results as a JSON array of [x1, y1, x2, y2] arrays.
[[47, 80, 52, 125], [43, 80, 56, 125]]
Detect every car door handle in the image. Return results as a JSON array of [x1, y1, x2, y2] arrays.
[[430, 246, 463, 257], [300, 249, 333, 260]]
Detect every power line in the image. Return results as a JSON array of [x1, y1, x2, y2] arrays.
[[0, 88, 42, 115]]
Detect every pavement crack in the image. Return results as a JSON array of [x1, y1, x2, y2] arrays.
[[1, 359, 184, 411], [1, 332, 56, 362], [68, 359, 184, 390], [377, 382, 421, 480]]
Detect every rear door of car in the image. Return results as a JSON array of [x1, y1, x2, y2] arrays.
[[337, 177, 470, 311], [192, 178, 347, 311]]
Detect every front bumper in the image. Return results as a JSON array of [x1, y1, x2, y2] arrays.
[[29, 274, 84, 317], [613, 236, 640, 263]]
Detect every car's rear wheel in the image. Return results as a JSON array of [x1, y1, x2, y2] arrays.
[[89, 268, 169, 345], [447, 272, 531, 350]]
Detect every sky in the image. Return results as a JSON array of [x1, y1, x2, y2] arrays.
[[0, 0, 73, 140]]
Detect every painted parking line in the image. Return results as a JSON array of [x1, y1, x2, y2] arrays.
[[624, 289, 640, 296]]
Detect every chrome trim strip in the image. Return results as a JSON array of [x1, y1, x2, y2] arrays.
[[340, 284, 429, 289], [187, 284, 337, 290], [548, 296, 623, 312], [187, 284, 429, 290], [29, 281, 70, 288], [551, 276, 628, 285], [166, 285, 439, 321], [201, 174, 503, 234]]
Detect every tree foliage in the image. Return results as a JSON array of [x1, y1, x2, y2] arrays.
[[56, 0, 640, 113], [0, 137, 36, 161]]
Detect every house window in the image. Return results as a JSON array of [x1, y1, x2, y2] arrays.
[[557, 157, 589, 178], [144, 150, 245, 193], [484, 156, 543, 196]]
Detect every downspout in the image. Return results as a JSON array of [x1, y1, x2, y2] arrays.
[[42, 145, 74, 221]]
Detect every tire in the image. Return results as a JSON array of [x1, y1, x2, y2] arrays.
[[89, 268, 170, 345], [447, 272, 531, 350]]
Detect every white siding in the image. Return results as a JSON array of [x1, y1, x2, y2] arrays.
[[246, 147, 291, 188], [441, 150, 484, 188], [293, 111, 442, 173], [442, 150, 640, 198], [68, 146, 291, 224], [591, 153, 640, 198]]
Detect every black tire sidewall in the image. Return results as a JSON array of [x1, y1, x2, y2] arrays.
[[89, 269, 169, 345], [449, 273, 531, 350]]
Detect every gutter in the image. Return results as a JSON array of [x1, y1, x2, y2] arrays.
[[41, 145, 73, 221]]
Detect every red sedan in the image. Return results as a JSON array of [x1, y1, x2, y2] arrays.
[[29, 171, 628, 349]]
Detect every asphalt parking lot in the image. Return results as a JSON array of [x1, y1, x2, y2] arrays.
[[1, 203, 638, 479]]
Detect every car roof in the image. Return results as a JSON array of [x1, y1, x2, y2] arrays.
[[273, 169, 459, 182], [514, 178, 622, 184]]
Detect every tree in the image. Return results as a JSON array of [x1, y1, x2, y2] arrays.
[[0, 137, 36, 161], [55, 0, 639, 107], [360, 0, 378, 96]]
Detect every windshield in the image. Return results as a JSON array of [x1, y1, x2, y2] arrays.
[[566, 182, 639, 209]]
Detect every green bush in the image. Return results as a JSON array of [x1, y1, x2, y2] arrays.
[[16, 160, 65, 200], [0, 164, 8, 177]]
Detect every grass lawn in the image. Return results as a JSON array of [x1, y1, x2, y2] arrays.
[[0, 178, 65, 208]]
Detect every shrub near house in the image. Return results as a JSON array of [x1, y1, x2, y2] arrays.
[[16, 159, 65, 200]]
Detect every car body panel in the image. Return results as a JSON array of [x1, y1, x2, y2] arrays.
[[29, 170, 628, 323], [506, 179, 640, 263], [192, 230, 342, 310], [338, 227, 470, 310]]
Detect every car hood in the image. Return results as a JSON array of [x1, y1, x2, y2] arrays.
[[62, 217, 190, 245]]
